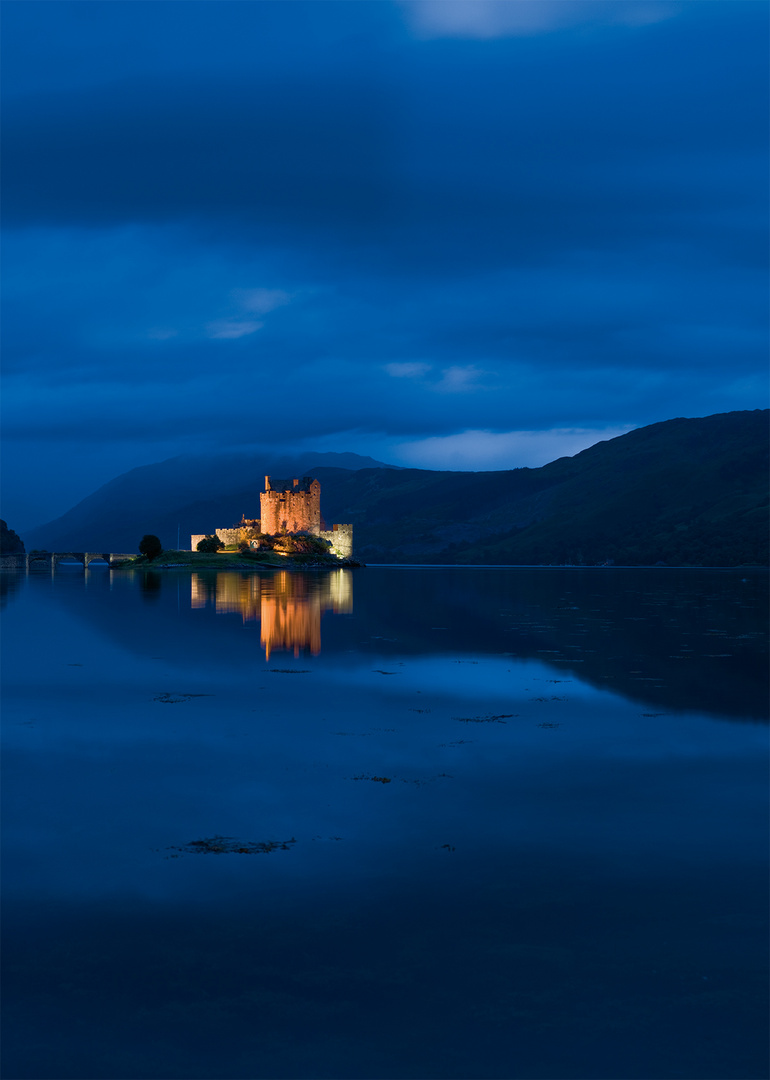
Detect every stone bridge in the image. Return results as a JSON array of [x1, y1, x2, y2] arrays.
[[0, 552, 136, 571]]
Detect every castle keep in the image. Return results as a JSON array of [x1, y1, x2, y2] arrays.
[[191, 476, 353, 559], [260, 476, 321, 534]]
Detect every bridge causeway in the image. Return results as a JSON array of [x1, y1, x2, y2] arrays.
[[0, 552, 136, 571]]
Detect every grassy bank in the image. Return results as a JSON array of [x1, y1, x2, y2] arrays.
[[117, 550, 362, 570]]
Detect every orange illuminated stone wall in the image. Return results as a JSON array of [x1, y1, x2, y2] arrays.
[[260, 476, 322, 535]]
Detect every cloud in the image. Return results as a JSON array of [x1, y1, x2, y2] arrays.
[[435, 365, 489, 393], [204, 286, 289, 340], [3, 9, 765, 288], [2, 72, 394, 234], [386, 362, 490, 393], [399, 0, 680, 39], [384, 362, 432, 379], [2, 1, 767, 531], [205, 319, 263, 340], [395, 427, 636, 470], [234, 288, 291, 315]]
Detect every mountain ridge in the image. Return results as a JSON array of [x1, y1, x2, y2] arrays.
[[22, 451, 396, 550], [20, 411, 769, 566]]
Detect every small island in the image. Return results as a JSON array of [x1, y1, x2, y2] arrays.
[[125, 546, 361, 570], [126, 475, 360, 570]]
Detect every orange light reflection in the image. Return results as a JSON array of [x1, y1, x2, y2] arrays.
[[190, 570, 352, 658]]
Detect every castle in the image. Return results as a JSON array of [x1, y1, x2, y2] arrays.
[[260, 476, 321, 534], [191, 476, 353, 559]]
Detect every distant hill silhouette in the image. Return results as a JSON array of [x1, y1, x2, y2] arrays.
[[0, 520, 25, 555], [23, 452, 397, 554], [23, 412, 769, 565], [330, 410, 769, 567]]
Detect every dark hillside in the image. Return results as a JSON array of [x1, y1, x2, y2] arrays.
[[22, 411, 768, 566], [320, 411, 768, 565], [22, 452, 395, 554], [0, 520, 25, 555], [472, 410, 769, 566]]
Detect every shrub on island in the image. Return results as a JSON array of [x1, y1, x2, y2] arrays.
[[275, 532, 333, 556], [139, 534, 163, 562], [196, 535, 224, 553], [238, 533, 276, 553]]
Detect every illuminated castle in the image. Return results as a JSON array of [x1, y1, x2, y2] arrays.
[[260, 476, 321, 534], [191, 476, 353, 559]]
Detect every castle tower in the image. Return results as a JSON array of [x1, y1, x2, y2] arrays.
[[260, 476, 322, 535]]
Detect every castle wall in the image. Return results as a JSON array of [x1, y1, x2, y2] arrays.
[[260, 477, 322, 535], [190, 531, 239, 550], [190, 527, 261, 550], [215, 528, 241, 547], [320, 523, 353, 559]]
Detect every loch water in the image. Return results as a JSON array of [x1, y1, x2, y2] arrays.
[[2, 565, 768, 1080]]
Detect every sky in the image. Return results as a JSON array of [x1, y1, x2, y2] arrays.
[[2, 0, 767, 530]]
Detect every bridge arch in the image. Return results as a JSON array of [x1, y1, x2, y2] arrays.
[[26, 551, 55, 567], [53, 552, 87, 568], [84, 553, 112, 567]]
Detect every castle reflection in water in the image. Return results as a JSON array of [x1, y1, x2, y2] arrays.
[[190, 570, 353, 658]]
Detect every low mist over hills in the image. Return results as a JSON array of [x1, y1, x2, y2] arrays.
[[22, 411, 769, 566]]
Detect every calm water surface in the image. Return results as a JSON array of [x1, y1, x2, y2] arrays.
[[2, 566, 767, 1079]]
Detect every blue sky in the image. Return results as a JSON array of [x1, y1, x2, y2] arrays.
[[2, 0, 767, 529]]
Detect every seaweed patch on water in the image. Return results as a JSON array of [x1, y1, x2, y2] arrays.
[[153, 692, 213, 704], [454, 714, 515, 723], [537, 722, 561, 729], [269, 669, 311, 674], [335, 728, 396, 737], [168, 836, 296, 856], [372, 670, 398, 675], [400, 773, 454, 787], [348, 772, 452, 785]]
